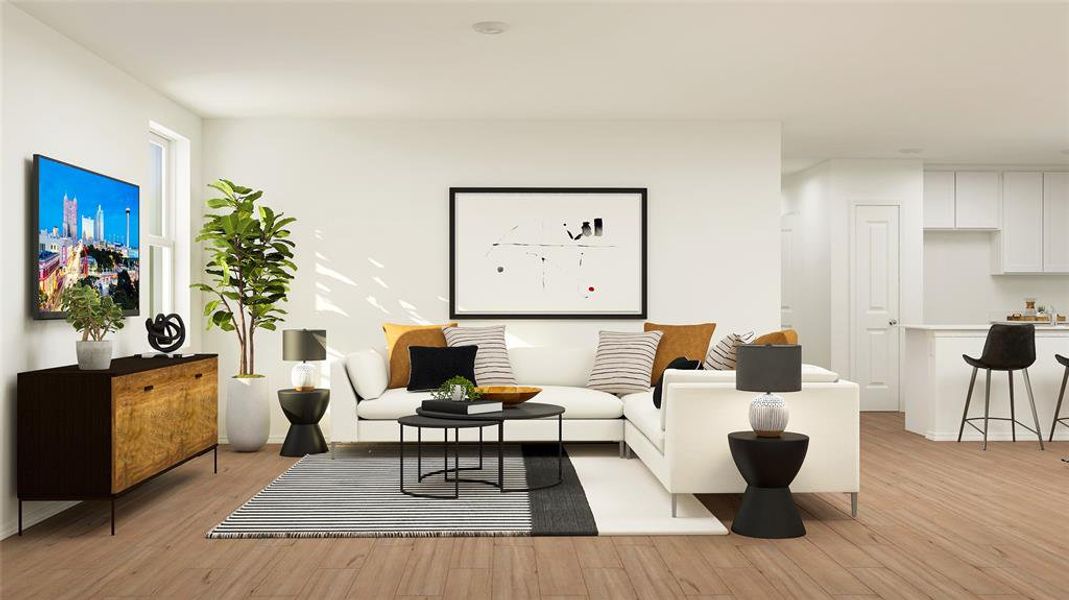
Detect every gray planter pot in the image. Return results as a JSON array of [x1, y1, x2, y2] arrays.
[[76, 340, 113, 370]]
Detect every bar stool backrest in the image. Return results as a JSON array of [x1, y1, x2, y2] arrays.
[[979, 324, 1036, 370]]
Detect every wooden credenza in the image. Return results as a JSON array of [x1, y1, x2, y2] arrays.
[[17, 354, 218, 535]]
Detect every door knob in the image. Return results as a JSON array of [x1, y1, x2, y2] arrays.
[[889, 319, 898, 326]]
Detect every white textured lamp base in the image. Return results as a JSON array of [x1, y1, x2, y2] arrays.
[[750, 392, 789, 437], [291, 362, 320, 391]]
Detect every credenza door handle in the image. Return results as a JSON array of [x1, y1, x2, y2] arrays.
[[143, 385, 154, 392], [194, 373, 203, 379]]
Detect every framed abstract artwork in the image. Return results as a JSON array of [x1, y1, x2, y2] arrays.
[[450, 187, 647, 319]]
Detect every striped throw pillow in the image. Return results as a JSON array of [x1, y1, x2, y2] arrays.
[[703, 331, 755, 370], [443, 325, 516, 386], [587, 330, 664, 395]]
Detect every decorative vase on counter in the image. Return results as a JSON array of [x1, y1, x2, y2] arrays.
[[226, 376, 271, 451], [75, 340, 113, 370]]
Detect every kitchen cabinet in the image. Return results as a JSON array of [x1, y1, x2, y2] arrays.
[[954, 171, 1001, 229], [997, 172, 1044, 273], [1043, 172, 1069, 272], [993, 171, 1069, 274], [923, 170, 1000, 230], [923, 171, 955, 229]]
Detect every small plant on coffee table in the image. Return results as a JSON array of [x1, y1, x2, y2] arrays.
[[431, 376, 482, 402]]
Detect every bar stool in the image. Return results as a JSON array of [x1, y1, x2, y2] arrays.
[[1049, 354, 1068, 442], [957, 324, 1044, 450]]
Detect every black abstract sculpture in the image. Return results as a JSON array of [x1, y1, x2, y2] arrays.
[[145, 313, 186, 353]]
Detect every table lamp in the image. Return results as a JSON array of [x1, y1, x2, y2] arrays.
[[283, 329, 327, 391], [736, 344, 802, 437]]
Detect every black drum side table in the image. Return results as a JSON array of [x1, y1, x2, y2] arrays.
[[278, 388, 330, 457], [728, 431, 809, 539]]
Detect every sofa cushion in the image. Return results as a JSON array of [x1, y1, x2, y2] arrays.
[[345, 349, 388, 400], [644, 322, 717, 384], [704, 330, 755, 370], [444, 325, 517, 385], [357, 385, 624, 420], [622, 390, 664, 451], [407, 345, 478, 392], [511, 347, 593, 387], [752, 328, 799, 346], [385, 324, 455, 389], [588, 330, 663, 395], [653, 358, 701, 408]]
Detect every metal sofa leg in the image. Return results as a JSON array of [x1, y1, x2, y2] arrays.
[[671, 493, 679, 518], [851, 492, 858, 518], [618, 440, 625, 458], [331, 441, 337, 460]]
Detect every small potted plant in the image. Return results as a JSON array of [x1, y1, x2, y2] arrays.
[[431, 376, 482, 402], [61, 284, 124, 370]]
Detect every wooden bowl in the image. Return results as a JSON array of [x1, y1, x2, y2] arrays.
[[474, 386, 542, 406]]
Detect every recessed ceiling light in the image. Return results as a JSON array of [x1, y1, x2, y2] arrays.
[[472, 21, 509, 35], [898, 148, 924, 155]]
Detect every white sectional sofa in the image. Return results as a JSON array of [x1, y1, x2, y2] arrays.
[[329, 344, 861, 516]]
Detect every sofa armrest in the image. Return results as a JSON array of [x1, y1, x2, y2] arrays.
[[328, 358, 359, 443], [661, 381, 860, 494]]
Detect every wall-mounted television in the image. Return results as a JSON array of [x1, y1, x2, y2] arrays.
[[33, 154, 140, 319]]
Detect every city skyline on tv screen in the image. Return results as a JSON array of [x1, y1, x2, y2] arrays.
[[35, 155, 140, 317]]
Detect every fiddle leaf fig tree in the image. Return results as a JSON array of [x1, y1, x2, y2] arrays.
[[193, 180, 296, 376]]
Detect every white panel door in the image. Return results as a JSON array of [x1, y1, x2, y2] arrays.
[[1000, 172, 1044, 273], [954, 171, 1000, 229], [853, 206, 900, 411], [780, 213, 800, 330], [923, 171, 955, 229], [1043, 172, 1069, 272]]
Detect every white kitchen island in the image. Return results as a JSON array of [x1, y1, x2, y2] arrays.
[[902, 324, 1069, 442]]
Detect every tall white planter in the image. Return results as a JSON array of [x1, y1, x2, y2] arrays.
[[227, 376, 270, 452]]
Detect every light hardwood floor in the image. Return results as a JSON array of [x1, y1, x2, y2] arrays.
[[2, 413, 1067, 599]]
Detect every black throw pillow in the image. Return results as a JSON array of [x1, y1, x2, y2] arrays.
[[652, 356, 702, 408], [407, 345, 479, 391]]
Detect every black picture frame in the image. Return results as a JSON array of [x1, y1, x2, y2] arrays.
[[449, 187, 648, 320], [31, 154, 141, 320]]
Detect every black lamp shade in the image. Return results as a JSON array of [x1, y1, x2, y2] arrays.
[[736, 344, 802, 393], [283, 329, 326, 361]]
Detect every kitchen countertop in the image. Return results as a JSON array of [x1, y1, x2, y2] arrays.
[[903, 323, 1069, 331]]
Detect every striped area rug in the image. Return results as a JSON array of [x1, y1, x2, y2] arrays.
[[207, 444, 595, 538]]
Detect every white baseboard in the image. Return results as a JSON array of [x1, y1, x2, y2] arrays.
[[1, 500, 80, 540]]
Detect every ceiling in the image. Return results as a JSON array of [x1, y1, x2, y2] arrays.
[[13, 1, 1069, 164]]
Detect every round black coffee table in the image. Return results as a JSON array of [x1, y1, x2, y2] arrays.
[[278, 389, 330, 457], [398, 415, 499, 499], [416, 402, 566, 492], [728, 431, 809, 539]]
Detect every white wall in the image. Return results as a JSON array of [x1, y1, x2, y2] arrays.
[[1, 5, 202, 538], [779, 159, 924, 387], [781, 163, 832, 366], [825, 159, 925, 378], [924, 231, 1069, 322], [202, 119, 783, 441]]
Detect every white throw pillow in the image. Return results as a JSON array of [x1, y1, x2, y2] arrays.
[[704, 331, 755, 370], [587, 330, 663, 395], [443, 325, 517, 386], [345, 349, 388, 399]]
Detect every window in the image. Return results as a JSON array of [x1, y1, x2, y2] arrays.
[[145, 131, 175, 315]]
